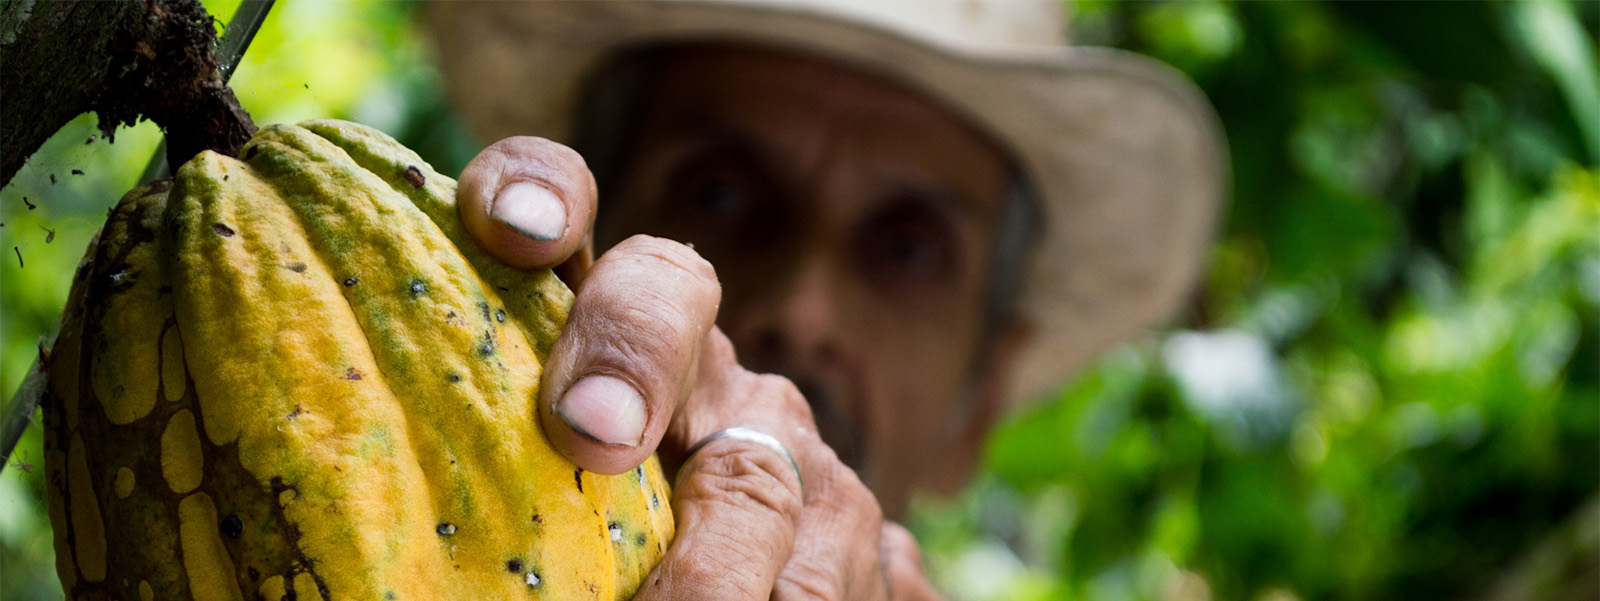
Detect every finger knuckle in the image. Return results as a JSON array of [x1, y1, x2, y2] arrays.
[[572, 295, 684, 371], [659, 543, 774, 599], [484, 135, 546, 155], [679, 442, 804, 524], [702, 328, 740, 367], [571, 253, 720, 367], [774, 565, 846, 601], [749, 372, 817, 425], [882, 522, 918, 553], [492, 135, 583, 164], [613, 235, 719, 284], [472, 136, 590, 199], [808, 455, 884, 528]]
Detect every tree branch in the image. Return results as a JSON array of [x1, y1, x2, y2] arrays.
[[0, 0, 255, 190]]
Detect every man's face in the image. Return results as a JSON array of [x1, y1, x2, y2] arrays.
[[597, 46, 1014, 516]]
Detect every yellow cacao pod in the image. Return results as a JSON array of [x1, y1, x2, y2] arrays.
[[40, 120, 674, 601]]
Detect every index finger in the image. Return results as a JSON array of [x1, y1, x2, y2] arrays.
[[457, 136, 597, 273], [538, 235, 722, 475]]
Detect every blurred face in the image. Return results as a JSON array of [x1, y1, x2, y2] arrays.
[[598, 46, 1015, 516]]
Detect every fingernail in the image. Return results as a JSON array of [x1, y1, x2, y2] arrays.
[[491, 182, 567, 241], [556, 374, 646, 447]]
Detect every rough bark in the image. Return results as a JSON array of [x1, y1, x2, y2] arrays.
[[0, 0, 255, 190]]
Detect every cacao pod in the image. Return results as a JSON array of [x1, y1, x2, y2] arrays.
[[40, 120, 674, 600]]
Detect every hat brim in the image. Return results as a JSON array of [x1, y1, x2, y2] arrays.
[[427, 0, 1228, 405]]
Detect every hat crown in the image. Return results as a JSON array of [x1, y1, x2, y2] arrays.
[[696, 0, 1067, 48]]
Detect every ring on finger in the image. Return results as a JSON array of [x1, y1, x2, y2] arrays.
[[686, 427, 803, 488]]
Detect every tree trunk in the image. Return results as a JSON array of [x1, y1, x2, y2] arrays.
[[0, 0, 254, 190]]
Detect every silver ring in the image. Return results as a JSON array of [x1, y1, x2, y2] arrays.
[[686, 427, 802, 487]]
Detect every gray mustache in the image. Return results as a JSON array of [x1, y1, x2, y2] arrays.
[[784, 375, 867, 473]]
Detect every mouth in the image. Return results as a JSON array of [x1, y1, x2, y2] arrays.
[[783, 375, 868, 474]]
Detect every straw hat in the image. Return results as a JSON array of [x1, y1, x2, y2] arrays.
[[426, 0, 1227, 406]]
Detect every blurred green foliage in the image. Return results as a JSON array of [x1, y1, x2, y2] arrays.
[[1, 1, 1595, 600], [918, 2, 1599, 600]]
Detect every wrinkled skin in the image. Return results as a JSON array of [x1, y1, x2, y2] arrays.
[[457, 46, 1029, 600]]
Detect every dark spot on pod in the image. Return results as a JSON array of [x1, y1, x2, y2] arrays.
[[495, 309, 506, 323], [574, 469, 584, 493], [243, 146, 259, 161], [436, 523, 457, 536], [531, 513, 542, 524], [269, 476, 301, 500], [87, 136, 95, 144], [220, 514, 243, 539], [608, 522, 622, 542], [409, 278, 427, 298], [343, 368, 362, 381], [506, 558, 523, 573], [446, 372, 462, 383], [635, 465, 645, 480], [212, 223, 236, 237], [343, 277, 358, 287], [71, 169, 84, 176], [287, 262, 308, 273], [385, 593, 396, 600], [635, 533, 647, 546], [651, 493, 659, 509], [478, 302, 492, 322], [248, 567, 260, 581], [403, 165, 426, 188], [49, 174, 56, 185], [223, 174, 230, 181], [478, 332, 495, 357], [287, 405, 303, 420]]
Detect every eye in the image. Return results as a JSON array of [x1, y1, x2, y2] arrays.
[[855, 197, 961, 293], [689, 173, 748, 221], [880, 229, 941, 269], [659, 147, 779, 247]]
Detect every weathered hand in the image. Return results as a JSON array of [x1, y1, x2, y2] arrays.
[[457, 137, 944, 600]]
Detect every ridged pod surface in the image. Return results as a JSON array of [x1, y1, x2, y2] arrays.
[[41, 120, 674, 601]]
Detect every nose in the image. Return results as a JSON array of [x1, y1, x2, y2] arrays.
[[722, 252, 869, 470], [724, 252, 842, 372]]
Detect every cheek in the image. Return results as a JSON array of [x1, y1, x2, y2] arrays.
[[853, 335, 971, 498], [855, 312, 978, 439]]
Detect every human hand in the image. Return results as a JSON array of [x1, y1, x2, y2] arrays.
[[457, 137, 945, 600]]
